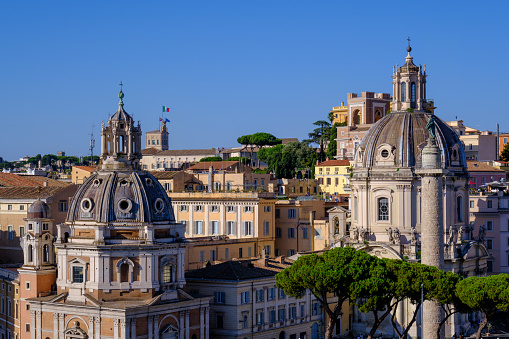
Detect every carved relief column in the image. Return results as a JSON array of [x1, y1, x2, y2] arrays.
[[53, 312, 59, 339], [58, 313, 65, 338], [95, 316, 101, 339], [88, 316, 94, 339], [36, 310, 42, 339], [185, 310, 190, 339], [113, 319, 119, 339], [148, 316, 154, 339], [200, 307, 205, 339]]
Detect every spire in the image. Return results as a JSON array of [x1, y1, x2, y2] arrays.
[[118, 81, 124, 106]]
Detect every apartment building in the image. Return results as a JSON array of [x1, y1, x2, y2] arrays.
[[314, 159, 351, 197]]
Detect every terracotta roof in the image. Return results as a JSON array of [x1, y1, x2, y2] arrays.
[[149, 171, 181, 179], [0, 186, 66, 199], [185, 260, 289, 281], [467, 161, 506, 173], [316, 159, 351, 167], [0, 173, 69, 187], [141, 148, 160, 155], [142, 149, 217, 157], [73, 166, 95, 173], [187, 161, 239, 171]]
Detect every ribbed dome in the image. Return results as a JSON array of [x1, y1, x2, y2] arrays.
[[67, 171, 175, 223], [356, 111, 466, 169], [28, 200, 51, 219], [110, 103, 133, 122]]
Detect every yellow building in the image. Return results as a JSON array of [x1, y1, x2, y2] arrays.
[[315, 159, 352, 197], [71, 165, 95, 185], [330, 102, 348, 125]]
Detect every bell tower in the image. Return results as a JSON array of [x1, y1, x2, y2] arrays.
[[392, 40, 428, 112]]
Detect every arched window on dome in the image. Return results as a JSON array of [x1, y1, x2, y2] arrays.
[[457, 196, 463, 221], [378, 198, 389, 221], [401, 82, 407, 102], [27, 244, 33, 263], [43, 244, 49, 263], [375, 110, 381, 122], [411, 82, 416, 108]]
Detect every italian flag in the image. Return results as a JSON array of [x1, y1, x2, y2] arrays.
[[162, 106, 170, 112]]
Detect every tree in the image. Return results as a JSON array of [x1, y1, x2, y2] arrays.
[[326, 123, 341, 160], [237, 132, 281, 166], [258, 142, 317, 179], [500, 142, 509, 162], [456, 274, 509, 339], [306, 120, 331, 162], [198, 156, 222, 163], [275, 247, 383, 339]]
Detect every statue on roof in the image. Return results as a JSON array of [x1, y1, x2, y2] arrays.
[[426, 114, 436, 140]]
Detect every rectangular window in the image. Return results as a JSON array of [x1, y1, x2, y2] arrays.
[[214, 291, 225, 304], [226, 205, 236, 213], [179, 205, 188, 212], [241, 291, 250, 304], [243, 206, 253, 213], [248, 247, 252, 257], [267, 287, 276, 300], [288, 209, 296, 219], [275, 209, 280, 219], [487, 260, 493, 273], [470, 200, 474, 208], [195, 205, 203, 212], [210, 250, 216, 261], [312, 302, 319, 315], [275, 228, 282, 238], [264, 245, 271, 256], [7, 298, 11, 316], [239, 248, 243, 258], [278, 308, 286, 322], [487, 238, 493, 250], [264, 206, 271, 212], [257, 289, 264, 302], [288, 228, 295, 238], [210, 205, 219, 212], [19, 226, 25, 237], [378, 197, 389, 221], [288, 249, 296, 256], [335, 178, 339, 186], [26, 324, 30, 333], [256, 310, 265, 326], [72, 266, 84, 283], [487, 221, 493, 231], [264, 221, 270, 236], [300, 304, 305, 318], [225, 248, 229, 260], [269, 309, 276, 323], [278, 288, 286, 299], [200, 251, 205, 262], [488, 200, 493, 208], [210, 221, 219, 235], [42, 223, 49, 231], [216, 314, 224, 329], [226, 221, 236, 235], [195, 221, 204, 234], [243, 221, 253, 236], [7, 205, 12, 210], [58, 201, 68, 212], [290, 305, 297, 319], [7, 226, 13, 240], [164, 183, 171, 191], [302, 228, 308, 239]]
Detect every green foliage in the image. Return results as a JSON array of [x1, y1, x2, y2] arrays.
[[406, 108, 414, 112], [237, 132, 281, 147], [258, 142, 317, 179], [500, 142, 509, 161], [326, 122, 340, 160], [198, 156, 223, 163], [227, 156, 250, 164], [307, 120, 331, 162]]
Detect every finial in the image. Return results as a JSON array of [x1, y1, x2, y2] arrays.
[[407, 37, 412, 53], [118, 81, 124, 105]]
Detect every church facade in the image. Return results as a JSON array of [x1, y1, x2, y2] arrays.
[[19, 89, 210, 339]]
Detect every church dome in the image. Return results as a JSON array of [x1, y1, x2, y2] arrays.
[[355, 111, 466, 169], [66, 171, 175, 224], [28, 200, 51, 219]]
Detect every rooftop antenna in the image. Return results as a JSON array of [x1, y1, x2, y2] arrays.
[[89, 125, 95, 166]]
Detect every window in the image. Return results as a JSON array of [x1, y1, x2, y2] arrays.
[[267, 287, 275, 300], [275, 227, 282, 238], [288, 209, 296, 219], [256, 310, 265, 326], [488, 200, 493, 208], [470, 200, 474, 208], [275, 249, 281, 256], [288, 228, 295, 238], [226, 206, 236, 213], [210, 205, 219, 212], [487, 260, 493, 273], [195, 205, 203, 212], [225, 248, 229, 260], [243, 221, 253, 236], [264, 245, 271, 256], [163, 265, 173, 283], [300, 304, 305, 318], [241, 291, 250, 304], [264, 206, 271, 212], [7, 205, 12, 210], [7, 298, 11, 316], [226, 221, 236, 235], [239, 248, 243, 258], [200, 251, 205, 262], [195, 221, 204, 234], [216, 314, 224, 329], [25, 282, 30, 290], [487, 239, 493, 250], [164, 183, 171, 191], [242, 314, 249, 329], [28, 223, 33, 231], [290, 305, 297, 319], [257, 289, 264, 302], [275, 209, 280, 219], [248, 247, 252, 257], [487, 221, 493, 231], [179, 205, 188, 212], [26, 324, 30, 333], [58, 201, 68, 212], [214, 292, 225, 304], [312, 302, 319, 315], [264, 221, 270, 236], [27, 244, 33, 262], [43, 244, 49, 262], [210, 250, 216, 261], [19, 226, 24, 237], [210, 221, 219, 235], [278, 288, 286, 299], [378, 198, 389, 221], [278, 308, 286, 322], [288, 249, 296, 256], [411, 82, 416, 104], [72, 266, 84, 283], [302, 228, 308, 239], [456, 196, 463, 221], [42, 223, 49, 231], [401, 82, 406, 102], [326, 178, 331, 185], [269, 309, 276, 323], [7, 226, 13, 240], [244, 206, 253, 213]]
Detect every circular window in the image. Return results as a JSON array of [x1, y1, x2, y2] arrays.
[[120, 180, 128, 186], [381, 149, 389, 158], [118, 199, 132, 213], [146, 178, 153, 186], [93, 179, 101, 187], [81, 198, 93, 212], [154, 198, 165, 212]]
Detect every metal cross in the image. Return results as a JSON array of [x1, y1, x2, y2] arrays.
[[407, 37, 411, 47], [119, 81, 123, 91]]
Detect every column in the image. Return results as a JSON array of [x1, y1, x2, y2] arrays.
[[130, 318, 136, 339], [128, 133, 133, 157], [254, 204, 259, 238], [200, 307, 205, 339], [237, 205, 242, 238], [53, 313, 59, 339], [88, 316, 94, 339], [205, 307, 210, 339], [30, 310, 36, 339], [59, 313, 65, 338], [113, 319, 119, 339], [148, 316, 154, 339], [179, 311, 185, 339], [95, 316, 101, 339], [185, 311, 190, 339], [120, 319, 127, 339], [205, 202, 209, 236], [36, 311, 42, 339], [153, 315, 160, 339]]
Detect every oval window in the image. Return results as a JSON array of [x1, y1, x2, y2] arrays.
[[154, 198, 164, 212], [81, 198, 93, 212], [381, 149, 389, 158], [118, 199, 132, 213]]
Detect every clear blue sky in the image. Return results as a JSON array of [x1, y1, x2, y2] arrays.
[[1, 1, 508, 161]]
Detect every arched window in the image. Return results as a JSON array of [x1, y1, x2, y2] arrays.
[[457, 196, 463, 221], [411, 82, 416, 107], [43, 244, 49, 263], [120, 263, 129, 282], [27, 245, 33, 262], [334, 218, 339, 235], [401, 82, 407, 102], [163, 264, 173, 283], [375, 110, 381, 122], [378, 198, 389, 221]]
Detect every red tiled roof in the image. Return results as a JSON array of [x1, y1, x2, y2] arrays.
[[141, 148, 160, 155], [149, 171, 181, 179], [187, 161, 239, 171], [0, 186, 66, 199], [73, 166, 95, 173], [467, 160, 506, 173], [316, 159, 351, 167], [0, 173, 69, 187]]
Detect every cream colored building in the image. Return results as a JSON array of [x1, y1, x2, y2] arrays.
[[268, 178, 318, 198], [145, 120, 169, 151], [186, 258, 323, 339], [446, 120, 497, 161], [71, 165, 95, 185], [315, 159, 351, 197]]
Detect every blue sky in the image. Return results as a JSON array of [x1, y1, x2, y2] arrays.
[[1, 1, 508, 160]]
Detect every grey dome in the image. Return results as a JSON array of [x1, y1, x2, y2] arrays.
[[356, 111, 466, 169], [67, 171, 175, 223], [28, 200, 51, 219]]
